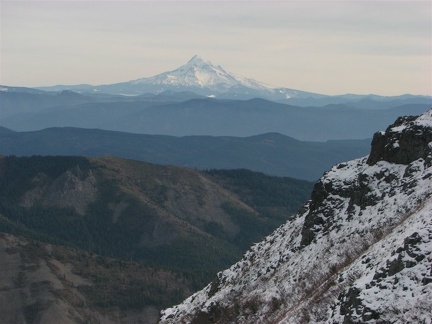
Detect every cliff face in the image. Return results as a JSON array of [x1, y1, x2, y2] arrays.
[[160, 109, 432, 324]]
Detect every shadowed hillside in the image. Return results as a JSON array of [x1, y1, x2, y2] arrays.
[[0, 155, 313, 322]]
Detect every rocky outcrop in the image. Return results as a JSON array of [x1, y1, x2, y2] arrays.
[[367, 113, 432, 165], [300, 110, 432, 247], [20, 165, 97, 215], [160, 109, 432, 323]]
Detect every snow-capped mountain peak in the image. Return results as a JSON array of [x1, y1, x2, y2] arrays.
[[129, 55, 272, 94], [160, 109, 432, 323], [35, 55, 328, 99]]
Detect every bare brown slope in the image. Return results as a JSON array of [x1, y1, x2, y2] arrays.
[[0, 232, 188, 324]]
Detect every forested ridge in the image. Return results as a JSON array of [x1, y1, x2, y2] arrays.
[[0, 155, 313, 316]]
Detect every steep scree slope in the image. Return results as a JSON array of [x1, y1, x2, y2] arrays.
[[160, 110, 432, 323]]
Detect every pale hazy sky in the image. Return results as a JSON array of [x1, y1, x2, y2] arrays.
[[1, 0, 431, 95]]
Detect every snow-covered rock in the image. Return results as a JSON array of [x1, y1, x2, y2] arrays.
[[160, 109, 432, 323]]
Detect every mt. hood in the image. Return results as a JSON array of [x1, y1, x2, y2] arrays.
[[37, 56, 323, 100], [130, 55, 269, 92]]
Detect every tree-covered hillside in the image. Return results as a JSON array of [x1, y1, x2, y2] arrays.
[[0, 155, 313, 316]]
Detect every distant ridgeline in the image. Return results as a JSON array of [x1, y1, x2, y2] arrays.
[[0, 126, 371, 181], [1, 56, 430, 143], [1, 78, 430, 183]]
